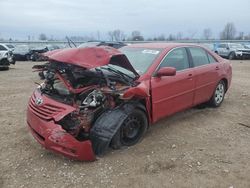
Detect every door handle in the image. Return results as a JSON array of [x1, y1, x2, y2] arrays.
[[215, 66, 219, 70], [187, 73, 193, 80]]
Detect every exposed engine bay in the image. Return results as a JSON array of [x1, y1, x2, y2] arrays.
[[34, 61, 139, 143]]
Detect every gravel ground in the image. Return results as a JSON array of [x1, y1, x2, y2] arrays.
[[0, 60, 250, 188]]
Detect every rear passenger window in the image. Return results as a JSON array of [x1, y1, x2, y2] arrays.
[[160, 48, 189, 71], [189, 47, 209, 67], [207, 53, 217, 63]]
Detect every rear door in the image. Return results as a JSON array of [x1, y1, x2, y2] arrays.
[[151, 47, 195, 122], [187, 47, 220, 105]]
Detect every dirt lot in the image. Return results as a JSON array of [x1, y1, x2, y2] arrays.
[[0, 60, 249, 188]]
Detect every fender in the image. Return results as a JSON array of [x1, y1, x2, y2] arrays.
[[122, 82, 149, 99]]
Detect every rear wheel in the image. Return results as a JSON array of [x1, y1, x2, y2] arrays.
[[209, 80, 226, 107], [111, 109, 148, 149], [0, 66, 9, 71]]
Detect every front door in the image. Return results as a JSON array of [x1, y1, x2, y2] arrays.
[[151, 47, 195, 122]]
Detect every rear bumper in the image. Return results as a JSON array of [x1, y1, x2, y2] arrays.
[[27, 105, 96, 161]]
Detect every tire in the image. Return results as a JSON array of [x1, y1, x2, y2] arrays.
[[0, 66, 9, 71], [111, 109, 148, 149], [228, 52, 235, 60], [209, 80, 226, 107]]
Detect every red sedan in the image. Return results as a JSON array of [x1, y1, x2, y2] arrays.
[[27, 43, 232, 161]]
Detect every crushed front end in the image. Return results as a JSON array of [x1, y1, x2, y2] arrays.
[[27, 52, 143, 161], [27, 90, 95, 161]]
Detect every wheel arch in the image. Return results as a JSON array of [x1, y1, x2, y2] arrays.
[[221, 78, 228, 92], [133, 98, 150, 128]]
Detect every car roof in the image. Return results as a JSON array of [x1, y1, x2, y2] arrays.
[[126, 42, 203, 50]]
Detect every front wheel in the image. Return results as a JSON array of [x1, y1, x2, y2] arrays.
[[111, 109, 148, 149], [209, 81, 226, 107]]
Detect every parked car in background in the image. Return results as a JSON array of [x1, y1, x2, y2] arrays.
[[13, 44, 31, 61], [30, 44, 61, 61], [243, 43, 250, 49], [202, 43, 216, 52], [0, 43, 15, 70], [215, 43, 250, 60], [78, 41, 126, 49], [5, 44, 15, 51], [28, 43, 232, 161]]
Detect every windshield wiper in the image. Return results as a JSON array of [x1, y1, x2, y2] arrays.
[[96, 68, 115, 89], [100, 66, 133, 85]]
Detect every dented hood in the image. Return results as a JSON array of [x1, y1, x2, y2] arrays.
[[46, 46, 139, 76]]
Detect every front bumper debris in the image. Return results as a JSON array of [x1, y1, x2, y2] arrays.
[[27, 96, 96, 161]]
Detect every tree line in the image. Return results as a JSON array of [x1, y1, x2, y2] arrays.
[[34, 22, 250, 42]]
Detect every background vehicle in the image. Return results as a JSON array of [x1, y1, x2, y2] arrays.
[[13, 44, 31, 61], [243, 43, 250, 49], [28, 43, 232, 161], [215, 43, 250, 59], [78, 41, 126, 49], [202, 43, 216, 52], [0, 43, 15, 70], [5, 44, 15, 51], [29, 44, 60, 61]]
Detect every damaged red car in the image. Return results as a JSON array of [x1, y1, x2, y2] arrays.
[[27, 43, 232, 161]]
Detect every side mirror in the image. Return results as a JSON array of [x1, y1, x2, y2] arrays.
[[226, 47, 230, 50], [156, 67, 176, 77]]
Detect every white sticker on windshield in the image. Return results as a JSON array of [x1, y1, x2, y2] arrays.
[[142, 50, 160, 55]]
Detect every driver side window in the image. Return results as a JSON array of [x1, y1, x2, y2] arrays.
[[159, 48, 189, 71]]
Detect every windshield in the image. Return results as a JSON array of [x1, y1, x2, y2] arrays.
[[103, 64, 135, 78], [229, 43, 244, 48], [119, 47, 162, 75]]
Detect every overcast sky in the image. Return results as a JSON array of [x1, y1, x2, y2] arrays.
[[1, 0, 250, 40]]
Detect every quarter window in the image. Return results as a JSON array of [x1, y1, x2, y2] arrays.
[[159, 48, 189, 71], [189, 47, 210, 67]]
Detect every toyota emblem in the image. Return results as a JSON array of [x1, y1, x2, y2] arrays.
[[35, 97, 43, 106]]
